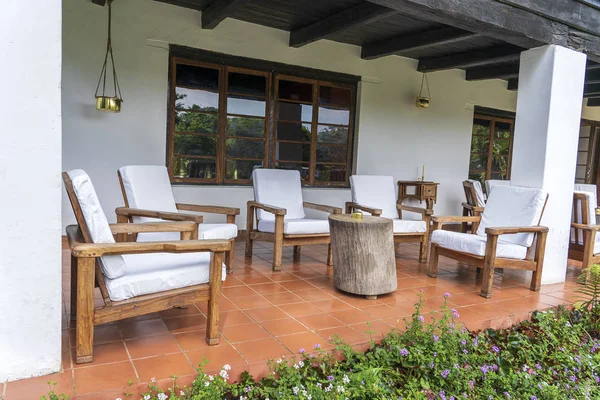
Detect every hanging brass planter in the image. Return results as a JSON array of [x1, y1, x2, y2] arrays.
[[95, 0, 123, 112], [415, 72, 431, 109]]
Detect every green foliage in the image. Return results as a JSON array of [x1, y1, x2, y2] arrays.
[[45, 294, 600, 400], [39, 381, 69, 400], [576, 264, 600, 335]]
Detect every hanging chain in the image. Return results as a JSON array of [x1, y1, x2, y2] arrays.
[[94, 0, 123, 100], [418, 73, 431, 99]]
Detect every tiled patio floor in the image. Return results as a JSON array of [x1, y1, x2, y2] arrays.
[[2, 240, 583, 399]]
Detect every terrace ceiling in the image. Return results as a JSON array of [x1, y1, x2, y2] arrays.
[[95, 0, 600, 103]]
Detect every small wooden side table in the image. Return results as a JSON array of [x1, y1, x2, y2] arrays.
[[397, 180, 439, 211], [328, 214, 397, 299]]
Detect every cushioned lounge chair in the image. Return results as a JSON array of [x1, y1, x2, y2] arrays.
[[461, 180, 486, 233]]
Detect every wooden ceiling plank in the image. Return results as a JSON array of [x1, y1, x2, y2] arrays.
[[587, 97, 600, 106], [201, 0, 251, 29], [417, 44, 522, 72], [465, 63, 520, 81]]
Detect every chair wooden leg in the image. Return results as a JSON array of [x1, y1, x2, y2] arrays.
[[581, 230, 595, 284], [75, 257, 95, 364], [226, 239, 235, 274], [419, 234, 429, 263], [480, 235, 499, 298], [293, 245, 301, 261], [427, 244, 439, 278], [70, 255, 78, 320], [245, 205, 254, 258], [273, 215, 284, 271], [327, 244, 333, 266], [530, 231, 548, 292], [206, 251, 223, 345]]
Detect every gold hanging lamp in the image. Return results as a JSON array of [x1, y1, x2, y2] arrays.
[[415, 72, 431, 109], [95, 0, 123, 112]]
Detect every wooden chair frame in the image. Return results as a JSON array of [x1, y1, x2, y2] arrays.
[[64, 172, 229, 364], [245, 201, 342, 271], [569, 192, 600, 261], [428, 195, 549, 298], [117, 170, 240, 274], [571, 223, 600, 282], [461, 180, 485, 233], [345, 202, 432, 262]]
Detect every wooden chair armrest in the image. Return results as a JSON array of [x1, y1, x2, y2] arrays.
[[345, 202, 382, 216], [71, 239, 231, 258], [109, 222, 197, 234], [115, 207, 203, 224], [247, 201, 286, 216], [176, 203, 240, 216], [461, 202, 485, 213], [596, 207, 600, 216], [397, 204, 433, 215], [432, 215, 481, 224], [571, 223, 600, 231], [485, 226, 550, 235], [303, 201, 342, 214]]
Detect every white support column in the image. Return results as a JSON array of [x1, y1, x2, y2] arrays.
[[0, 1, 62, 381], [511, 45, 586, 284]]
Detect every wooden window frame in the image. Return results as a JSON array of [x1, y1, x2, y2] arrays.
[[167, 51, 358, 188]]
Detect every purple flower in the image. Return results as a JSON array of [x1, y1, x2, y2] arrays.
[[327, 375, 334, 381], [481, 365, 490, 374], [433, 335, 439, 342], [245, 386, 251, 393], [298, 348, 305, 354], [463, 349, 468, 354], [441, 369, 450, 378], [400, 348, 408, 356], [570, 375, 577, 382], [593, 375, 599, 383], [461, 339, 467, 346], [473, 338, 478, 346], [535, 363, 542, 370], [504, 392, 511, 398], [429, 362, 435, 368], [417, 315, 425, 322], [433, 352, 437, 357], [531, 396, 537, 400], [451, 309, 460, 318], [468, 380, 474, 390], [314, 343, 321, 349], [444, 292, 450, 298], [439, 391, 446, 400], [492, 346, 500, 353]]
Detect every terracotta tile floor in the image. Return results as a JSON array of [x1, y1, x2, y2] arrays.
[[2, 240, 584, 399]]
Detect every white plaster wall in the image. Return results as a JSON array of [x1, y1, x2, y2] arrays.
[[63, 0, 575, 231], [0, 1, 63, 381]]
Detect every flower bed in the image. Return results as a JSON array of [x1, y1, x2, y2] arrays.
[[44, 269, 600, 400]]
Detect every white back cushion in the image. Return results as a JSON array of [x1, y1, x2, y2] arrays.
[[467, 179, 486, 206], [252, 169, 305, 221], [574, 183, 597, 195], [485, 179, 511, 196], [573, 191, 597, 225], [350, 175, 398, 219], [67, 170, 126, 279], [119, 165, 178, 223], [476, 185, 546, 248]]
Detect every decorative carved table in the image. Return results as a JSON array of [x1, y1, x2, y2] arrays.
[[397, 180, 439, 211], [328, 214, 397, 299]]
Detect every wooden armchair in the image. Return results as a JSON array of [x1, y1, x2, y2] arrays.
[[117, 165, 240, 273], [345, 175, 432, 262], [64, 170, 229, 363], [428, 185, 549, 298], [245, 169, 342, 271], [461, 180, 485, 233], [570, 190, 600, 281]]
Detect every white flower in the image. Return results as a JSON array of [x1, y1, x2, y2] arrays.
[[298, 361, 304, 367], [294, 364, 299, 369], [223, 364, 231, 371], [337, 385, 345, 393], [157, 394, 168, 400], [143, 396, 150, 400], [276, 358, 283, 364], [240, 397, 247, 400], [293, 386, 300, 395], [205, 381, 210, 387], [325, 384, 332, 392], [209, 375, 215, 381], [316, 382, 322, 388], [220, 370, 229, 380], [343, 374, 350, 384], [150, 377, 157, 383], [116, 398, 122, 400], [307, 396, 312, 400], [180, 391, 185, 396]]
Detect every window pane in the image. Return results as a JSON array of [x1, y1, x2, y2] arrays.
[[276, 142, 310, 162], [277, 122, 311, 142], [576, 165, 587, 180], [173, 157, 216, 179], [470, 135, 489, 153], [278, 80, 312, 102], [228, 73, 266, 96], [319, 86, 351, 108], [175, 88, 219, 111], [278, 102, 313, 122], [275, 162, 309, 181], [579, 138, 590, 151], [472, 118, 491, 136], [176, 64, 219, 90], [317, 145, 346, 163], [317, 125, 348, 144], [468, 172, 486, 187], [175, 111, 218, 134], [491, 155, 509, 174], [225, 159, 262, 180], [577, 151, 588, 165], [315, 164, 346, 183], [469, 154, 488, 170], [495, 122, 512, 139], [227, 96, 266, 117], [318, 107, 349, 125], [174, 134, 216, 157], [226, 138, 264, 158], [490, 171, 508, 180], [226, 116, 265, 137], [493, 138, 510, 156]]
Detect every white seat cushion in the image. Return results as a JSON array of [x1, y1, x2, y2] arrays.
[[432, 230, 527, 260], [350, 175, 398, 219], [467, 179, 486, 206], [485, 180, 511, 196], [257, 218, 329, 235], [392, 219, 426, 233], [118, 165, 178, 223], [476, 185, 546, 248], [252, 169, 305, 221], [67, 170, 126, 279], [106, 252, 226, 301], [136, 223, 238, 242]]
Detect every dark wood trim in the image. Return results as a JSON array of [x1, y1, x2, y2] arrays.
[[584, 83, 600, 97], [361, 27, 478, 60], [474, 106, 515, 120], [91, 0, 106, 5], [417, 44, 522, 72], [587, 97, 600, 107], [507, 78, 518, 91], [201, 0, 251, 29], [465, 63, 520, 81], [289, 3, 396, 48], [586, 70, 600, 84]]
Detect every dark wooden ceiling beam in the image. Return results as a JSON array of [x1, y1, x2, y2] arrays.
[[365, 0, 600, 61], [465, 63, 520, 81], [361, 27, 478, 60], [507, 78, 518, 91], [584, 83, 600, 97], [587, 97, 600, 107], [201, 0, 251, 29], [417, 44, 522, 72], [289, 3, 396, 48], [508, 68, 600, 91], [92, 0, 106, 5]]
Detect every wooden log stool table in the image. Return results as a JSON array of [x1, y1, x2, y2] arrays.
[[328, 214, 397, 299]]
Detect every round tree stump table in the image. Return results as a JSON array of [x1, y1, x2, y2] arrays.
[[328, 214, 397, 299]]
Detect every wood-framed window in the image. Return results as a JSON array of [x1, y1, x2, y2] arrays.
[[468, 113, 514, 190], [168, 54, 357, 187]]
